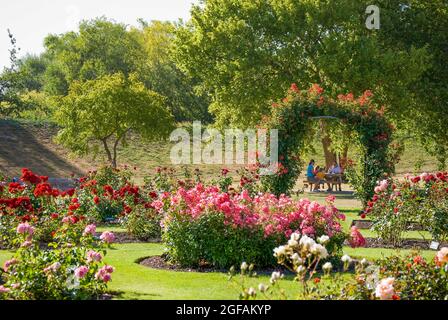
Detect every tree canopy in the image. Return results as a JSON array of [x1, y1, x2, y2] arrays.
[[173, 0, 429, 129], [54, 72, 175, 168]]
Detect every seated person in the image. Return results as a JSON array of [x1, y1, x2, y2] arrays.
[[329, 162, 343, 174], [328, 162, 343, 191], [316, 167, 332, 191], [306, 160, 319, 191]]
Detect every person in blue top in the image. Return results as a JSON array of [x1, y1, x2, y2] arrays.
[[306, 159, 331, 192]]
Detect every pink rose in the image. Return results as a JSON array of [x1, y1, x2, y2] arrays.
[[83, 224, 96, 237], [95, 265, 114, 282], [74, 266, 89, 279], [349, 226, 366, 248], [436, 247, 448, 264], [100, 231, 115, 244], [151, 200, 164, 211], [0, 285, 10, 293], [86, 250, 102, 263], [3, 258, 18, 272], [375, 277, 396, 300], [16, 222, 34, 236], [43, 262, 61, 273]]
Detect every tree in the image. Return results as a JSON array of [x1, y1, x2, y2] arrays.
[[131, 20, 211, 122], [374, 0, 448, 169], [43, 17, 147, 96], [54, 73, 175, 168], [173, 0, 429, 165], [0, 29, 26, 116]]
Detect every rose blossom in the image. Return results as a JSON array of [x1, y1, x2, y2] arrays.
[[0, 285, 10, 293], [95, 265, 114, 282], [43, 262, 61, 273], [83, 224, 96, 236], [3, 258, 18, 272], [375, 277, 396, 300], [74, 266, 89, 279], [100, 231, 115, 243], [86, 250, 103, 263], [436, 247, 448, 264], [16, 222, 34, 236]]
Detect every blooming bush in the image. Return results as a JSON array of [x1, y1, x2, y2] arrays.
[[0, 168, 89, 248], [232, 233, 448, 300], [341, 249, 448, 300], [259, 83, 394, 202], [161, 185, 346, 268], [0, 219, 115, 300], [123, 204, 162, 240], [364, 172, 448, 245]]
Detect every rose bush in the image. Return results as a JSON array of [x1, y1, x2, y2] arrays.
[[232, 233, 448, 300], [161, 185, 347, 268], [364, 172, 448, 245], [0, 219, 115, 300]]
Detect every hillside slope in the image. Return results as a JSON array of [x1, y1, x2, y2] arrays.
[[0, 120, 87, 178]]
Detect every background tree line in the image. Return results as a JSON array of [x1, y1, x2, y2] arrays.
[[1, 0, 447, 169]]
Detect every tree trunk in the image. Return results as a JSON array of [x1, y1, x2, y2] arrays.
[[320, 120, 337, 169], [339, 145, 349, 169], [102, 139, 114, 168]]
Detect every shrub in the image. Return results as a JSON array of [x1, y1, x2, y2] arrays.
[[124, 204, 162, 240], [364, 172, 448, 245], [0, 221, 115, 300], [161, 185, 347, 268]]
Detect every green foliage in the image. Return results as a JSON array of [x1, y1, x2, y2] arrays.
[[131, 21, 211, 122], [260, 85, 393, 204], [375, 0, 448, 169], [43, 18, 146, 94], [124, 204, 161, 241], [173, 0, 428, 128], [366, 173, 448, 244], [162, 212, 278, 268], [54, 72, 175, 168]]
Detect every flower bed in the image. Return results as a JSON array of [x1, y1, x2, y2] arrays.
[[160, 185, 353, 268]]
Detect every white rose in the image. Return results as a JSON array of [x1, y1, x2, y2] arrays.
[[291, 253, 303, 265], [290, 232, 301, 241], [288, 239, 298, 247], [273, 245, 287, 257], [317, 235, 330, 244], [240, 262, 248, 271], [299, 235, 316, 249], [296, 265, 306, 274], [341, 254, 351, 263], [310, 243, 328, 259], [322, 262, 332, 271]]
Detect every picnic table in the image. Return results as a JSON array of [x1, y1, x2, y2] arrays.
[[301, 173, 344, 192], [324, 173, 343, 191]]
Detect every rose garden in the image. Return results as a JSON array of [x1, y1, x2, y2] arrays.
[[1, 1, 447, 301]]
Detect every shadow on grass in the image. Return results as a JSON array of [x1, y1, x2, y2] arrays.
[[107, 290, 162, 300]]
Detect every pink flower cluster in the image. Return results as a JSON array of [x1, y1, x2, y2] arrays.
[[348, 226, 366, 248], [374, 179, 389, 194], [162, 184, 345, 239], [3, 258, 19, 272], [74, 266, 89, 279], [100, 231, 115, 243], [95, 265, 114, 283], [83, 224, 96, 236], [16, 222, 35, 236], [86, 250, 102, 263]]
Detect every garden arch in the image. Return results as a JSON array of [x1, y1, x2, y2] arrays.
[[260, 85, 395, 206]]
